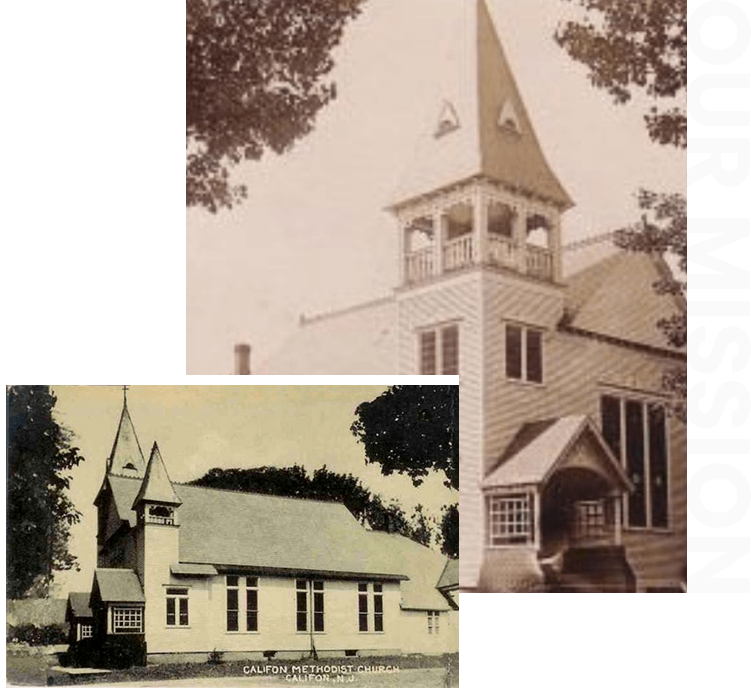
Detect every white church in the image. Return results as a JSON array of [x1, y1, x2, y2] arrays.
[[250, 0, 688, 592]]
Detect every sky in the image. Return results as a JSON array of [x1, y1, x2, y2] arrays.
[[49, 384, 456, 595], [187, 0, 686, 375]]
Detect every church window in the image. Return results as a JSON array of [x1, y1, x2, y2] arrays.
[[600, 395, 669, 529], [427, 611, 440, 635], [486, 493, 533, 546], [505, 324, 543, 383], [226, 576, 239, 631], [313, 581, 325, 632], [420, 323, 459, 374], [296, 579, 324, 633], [246, 577, 259, 632], [358, 582, 384, 633], [79, 623, 92, 640], [112, 606, 143, 633], [296, 579, 308, 632], [166, 587, 189, 627], [147, 505, 174, 525]]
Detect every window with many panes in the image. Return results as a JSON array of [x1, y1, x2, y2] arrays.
[[112, 606, 143, 633], [226, 576, 259, 632], [487, 493, 533, 545], [601, 395, 669, 529], [296, 580, 325, 633], [79, 623, 92, 639], [505, 323, 543, 383], [357, 582, 384, 633], [166, 587, 189, 627], [419, 324, 459, 374], [427, 611, 440, 635]]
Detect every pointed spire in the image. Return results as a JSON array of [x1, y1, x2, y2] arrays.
[[132, 442, 181, 509], [392, 0, 573, 210], [107, 388, 146, 477]]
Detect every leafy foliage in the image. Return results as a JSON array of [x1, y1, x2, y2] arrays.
[[6, 624, 68, 646], [350, 386, 459, 490], [188, 464, 437, 548], [439, 504, 459, 559], [187, 0, 363, 212], [556, 0, 687, 420], [555, 0, 686, 148], [6, 386, 83, 599], [614, 190, 686, 420]]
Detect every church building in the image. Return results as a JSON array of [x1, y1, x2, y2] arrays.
[[66, 395, 458, 664], [253, 0, 687, 592]]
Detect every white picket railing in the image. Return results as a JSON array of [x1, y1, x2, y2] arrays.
[[443, 234, 474, 271]]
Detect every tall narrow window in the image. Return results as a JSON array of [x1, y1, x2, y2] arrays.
[[358, 583, 368, 631], [166, 587, 189, 627], [419, 324, 459, 374], [601, 395, 670, 529], [373, 583, 384, 632], [226, 576, 239, 632], [420, 331, 437, 374], [505, 325, 522, 379], [246, 577, 258, 632], [505, 324, 543, 383], [427, 611, 440, 635], [441, 326, 459, 375], [313, 581, 324, 632], [649, 404, 668, 529], [526, 329, 543, 383], [625, 400, 646, 527], [296, 579, 308, 632]]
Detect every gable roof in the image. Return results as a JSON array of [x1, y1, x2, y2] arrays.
[[93, 569, 144, 603], [483, 415, 631, 491], [366, 531, 453, 611], [104, 475, 407, 579], [67, 592, 92, 618], [108, 397, 146, 477], [437, 559, 459, 591], [258, 296, 398, 375], [563, 250, 686, 353], [132, 442, 181, 508], [391, 0, 572, 209]]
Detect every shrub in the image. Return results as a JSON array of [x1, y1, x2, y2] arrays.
[[92, 637, 147, 669], [207, 648, 224, 665], [6, 624, 68, 646]]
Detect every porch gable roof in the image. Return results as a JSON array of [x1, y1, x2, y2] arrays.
[[482, 415, 631, 491]]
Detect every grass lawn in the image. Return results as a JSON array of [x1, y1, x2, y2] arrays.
[[8, 650, 458, 688]]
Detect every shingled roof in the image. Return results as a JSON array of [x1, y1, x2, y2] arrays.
[[391, 0, 572, 209], [105, 475, 408, 579], [93, 569, 144, 603], [366, 531, 454, 611]]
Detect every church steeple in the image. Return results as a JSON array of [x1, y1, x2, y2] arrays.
[[392, 0, 572, 209], [107, 387, 146, 477], [132, 442, 181, 511], [392, 0, 571, 288]]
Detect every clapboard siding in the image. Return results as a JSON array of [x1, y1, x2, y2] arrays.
[[397, 271, 484, 586], [472, 270, 686, 589]]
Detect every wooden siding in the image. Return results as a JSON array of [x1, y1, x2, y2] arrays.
[[473, 271, 686, 589], [396, 271, 484, 586]]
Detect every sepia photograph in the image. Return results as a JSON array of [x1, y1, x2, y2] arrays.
[[187, 0, 686, 593], [6, 385, 458, 687]]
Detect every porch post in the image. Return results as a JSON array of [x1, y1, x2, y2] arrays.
[[613, 495, 622, 546], [435, 210, 445, 276], [474, 188, 488, 266]]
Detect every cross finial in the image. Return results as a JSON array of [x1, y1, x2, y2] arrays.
[[122, 385, 129, 406]]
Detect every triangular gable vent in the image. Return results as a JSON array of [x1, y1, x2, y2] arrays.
[[498, 98, 521, 133], [435, 101, 460, 138]]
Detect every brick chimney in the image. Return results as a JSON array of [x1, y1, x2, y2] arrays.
[[234, 343, 251, 375]]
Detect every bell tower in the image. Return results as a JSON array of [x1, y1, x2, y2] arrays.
[[390, 0, 574, 586]]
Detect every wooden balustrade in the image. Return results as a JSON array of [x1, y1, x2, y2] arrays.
[[443, 234, 474, 271], [405, 248, 434, 283]]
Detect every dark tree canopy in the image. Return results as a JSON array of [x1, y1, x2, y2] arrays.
[[188, 464, 441, 550], [7, 386, 83, 599], [351, 385, 459, 490], [556, 0, 686, 148], [187, 0, 363, 212]]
